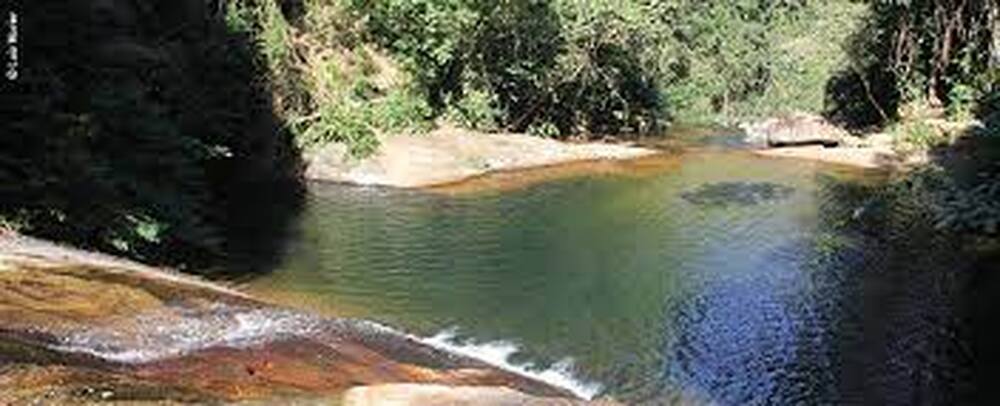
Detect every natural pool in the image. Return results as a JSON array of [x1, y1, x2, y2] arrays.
[[243, 147, 974, 404]]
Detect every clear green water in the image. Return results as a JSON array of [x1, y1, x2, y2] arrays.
[[243, 149, 966, 404]]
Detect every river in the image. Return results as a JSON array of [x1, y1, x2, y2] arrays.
[[242, 137, 976, 404]]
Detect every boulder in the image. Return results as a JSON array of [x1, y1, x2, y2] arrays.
[[741, 113, 848, 148]]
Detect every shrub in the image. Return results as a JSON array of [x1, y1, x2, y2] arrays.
[[370, 88, 434, 134], [947, 84, 977, 121], [444, 85, 501, 131], [295, 87, 432, 157], [298, 103, 377, 157], [890, 121, 949, 152]]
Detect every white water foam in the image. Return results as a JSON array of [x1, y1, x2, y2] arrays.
[[51, 307, 320, 363], [359, 322, 602, 400], [50, 306, 600, 400]]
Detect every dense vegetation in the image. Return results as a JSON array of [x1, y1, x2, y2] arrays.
[[346, 0, 868, 133], [219, 0, 999, 145], [842, 0, 1000, 239], [226, 0, 872, 143], [1, 0, 997, 270], [827, 0, 999, 129], [1, 2, 302, 270]]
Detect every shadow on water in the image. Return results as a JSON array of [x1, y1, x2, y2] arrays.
[[218, 186, 304, 280], [681, 182, 795, 207]]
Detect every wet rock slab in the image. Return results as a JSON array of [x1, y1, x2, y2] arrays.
[[0, 234, 580, 403]]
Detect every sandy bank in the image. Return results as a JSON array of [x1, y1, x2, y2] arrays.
[[305, 128, 657, 188], [0, 233, 590, 404]]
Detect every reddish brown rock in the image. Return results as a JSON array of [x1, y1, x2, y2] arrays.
[[0, 234, 580, 403]]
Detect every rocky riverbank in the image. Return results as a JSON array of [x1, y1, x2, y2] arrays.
[[743, 112, 977, 169], [304, 116, 970, 188], [304, 127, 657, 188], [0, 233, 595, 404]]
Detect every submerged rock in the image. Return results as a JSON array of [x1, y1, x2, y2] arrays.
[[681, 182, 795, 207], [0, 234, 581, 403]]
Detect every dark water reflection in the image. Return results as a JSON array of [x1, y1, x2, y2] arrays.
[[243, 151, 978, 404]]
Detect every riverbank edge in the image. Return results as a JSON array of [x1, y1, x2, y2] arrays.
[[0, 232, 596, 404], [303, 127, 659, 189], [302, 125, 942, 192], [751, 144, 924, 169], [748, 116, 983, 170]]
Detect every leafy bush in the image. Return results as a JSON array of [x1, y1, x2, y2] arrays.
[[891, 121, 949, 152], [444, 85, 501, 131], [298, 104, 378, 157], [297, 87, 431, 157], [527, 121, 561, 138], [947, 84, 978, 121], [371, 88, 434, 134]]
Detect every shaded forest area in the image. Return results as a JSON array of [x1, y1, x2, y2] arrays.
[[1, 1, 302, 272], [1, 0, 998, 271]]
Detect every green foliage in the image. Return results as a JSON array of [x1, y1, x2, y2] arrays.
[[355, 0, 662, 138], [1, 1, 301, 269], [353, 0, 874, 130], [546, 0, 662, 134], [231, 0, 434, 157], [358, 0, 479, 106], [830, 0, 998, 127], [297, 87, 431, 157], [947, 84, 978, 121], [890, 121, 949, 152], [527, 121, 561, 138], [258, 0, 293, 73], [444, 85, 500, 131], [225, 0, 254, 34], [0, 216, 25, 233], [299, 103, 379, 157], [371, 88, 435, 134], [658, 0, 865, 123]]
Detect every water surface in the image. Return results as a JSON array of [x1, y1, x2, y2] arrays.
[[244, 149, 971, 404]]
